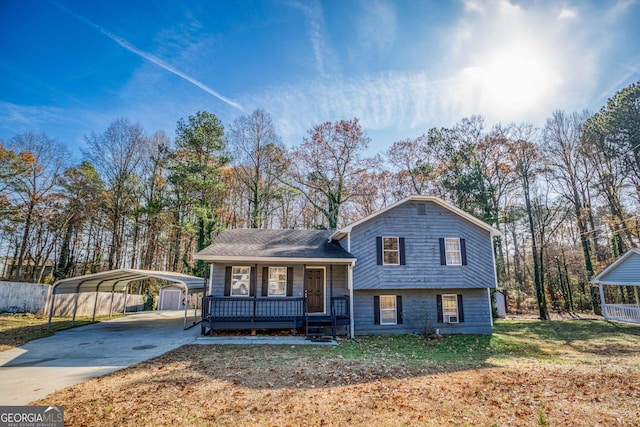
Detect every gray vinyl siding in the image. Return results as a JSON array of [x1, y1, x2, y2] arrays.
[[349, 200, 496, 290], [209, 263, 348, 313], [597, 252, 640, 284], [353, 288, 493, 335]]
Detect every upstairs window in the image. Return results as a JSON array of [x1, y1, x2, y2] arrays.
[[439, 238, 467, 266], [445, 238, 462, 265], [383, 237, 399, 265], [376, 237, 406, 265]]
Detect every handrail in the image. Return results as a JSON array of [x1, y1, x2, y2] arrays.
[[202, 296, 305, 321]]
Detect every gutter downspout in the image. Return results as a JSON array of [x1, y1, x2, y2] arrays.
[[348, 261, 355, 340]]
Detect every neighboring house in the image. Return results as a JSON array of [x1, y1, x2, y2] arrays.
[[590, 248, 640, 325], [195, 195, 500, 339]]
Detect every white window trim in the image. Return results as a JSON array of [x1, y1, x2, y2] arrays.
[[230, 266, 251, 297], [445, 238, 462, 266], [382, 236, 400, 265], [380, 295, 397, 325], [267, 266, 287, 297], [442, 294, 459, 316]]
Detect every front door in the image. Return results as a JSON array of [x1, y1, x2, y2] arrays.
[[305, 268, 325, 314]]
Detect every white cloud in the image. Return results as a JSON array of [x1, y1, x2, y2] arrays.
[[287, 0, 338, 76], [557, 7, 578, 20], [356, 0, 397, 53], [50, 0, 243, 110], [244, 72, 453, 145]]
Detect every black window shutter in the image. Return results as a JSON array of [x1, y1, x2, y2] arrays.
[[399, 238, 406, 265], [373, 296, 380, 325], [439, 238, 446, 265], [436, 294, 443, 322], [460, 238, 467, 265], [224, 266, 232, 296], [457, 294, 465, 322], [376, 237, 383, 265], [286, 267, 294, 296], [262, 267, 269, 296], [249, 266, 256, 297], [396, 295, 403, 324]]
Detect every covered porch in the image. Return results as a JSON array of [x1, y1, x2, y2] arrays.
[[591, 248, 640, 325], [194, 229, 357, 340]]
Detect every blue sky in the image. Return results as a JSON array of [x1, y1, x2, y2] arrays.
[[1, 0, 639, 160]]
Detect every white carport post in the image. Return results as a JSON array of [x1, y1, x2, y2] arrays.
[[92, 279, 108, 322], [72, 280, 84, 324], [108, 285, 116, 318], [122, 283, 129, 314], [47, 292, 56, 331], [183, 285, 189, 329]]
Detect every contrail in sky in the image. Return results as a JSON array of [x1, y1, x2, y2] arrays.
[[50, 1, 243, 110]]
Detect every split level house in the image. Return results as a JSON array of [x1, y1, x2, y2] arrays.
[[195, 195, 501, 339]]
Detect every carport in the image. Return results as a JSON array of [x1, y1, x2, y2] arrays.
[[47, 269, 206, 330]]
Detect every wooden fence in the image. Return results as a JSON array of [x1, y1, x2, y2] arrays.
[[0, 281, 143, 316]]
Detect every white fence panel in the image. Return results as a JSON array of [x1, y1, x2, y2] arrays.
[[0, 281, 49, 313], [0, 281, 144, 316]]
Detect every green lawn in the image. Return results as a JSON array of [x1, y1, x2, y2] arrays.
[[275, 319, 640, 368], [0, 313, 118, 351]]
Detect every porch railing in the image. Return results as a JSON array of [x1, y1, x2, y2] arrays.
[[331, 295, 350, 318], [604, 303, 640, 324], [202, 296, 305, 321]]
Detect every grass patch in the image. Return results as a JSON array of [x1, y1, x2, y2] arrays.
[[0, 313, 118, 351], [35, 319, 640, 427]]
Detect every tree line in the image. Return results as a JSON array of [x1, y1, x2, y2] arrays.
[[1, 80, 639, 318]]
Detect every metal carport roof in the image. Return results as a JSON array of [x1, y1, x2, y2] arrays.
[[47, 269, 206, 329]]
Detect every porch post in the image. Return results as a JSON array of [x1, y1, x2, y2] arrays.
[[348, 262, 355, 339], [303, 264, 307, 313], [208, 263, 214, 295], [634, 286, 639, 307], [330, 265, 334, 301], [598, 284, 608, 321]]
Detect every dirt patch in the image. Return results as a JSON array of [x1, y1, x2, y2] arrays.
[[34, 343, 640, 426]]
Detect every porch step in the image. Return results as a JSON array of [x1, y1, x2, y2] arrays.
[[305, 316, 336, 341]]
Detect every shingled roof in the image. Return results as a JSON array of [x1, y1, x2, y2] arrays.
[[194, 229, 355, 263]]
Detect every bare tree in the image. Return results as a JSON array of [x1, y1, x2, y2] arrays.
[[84, 118, 148, 270], [228, 109, 284, 228], [7, 132, 68, 280], [285, 118, 372, 229]]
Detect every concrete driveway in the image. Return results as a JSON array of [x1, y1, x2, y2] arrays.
[[0, 311, 200, 405]]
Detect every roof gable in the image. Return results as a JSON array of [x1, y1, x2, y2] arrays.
[[590, 248, 640, 285], [331, 195, 501, 240]]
